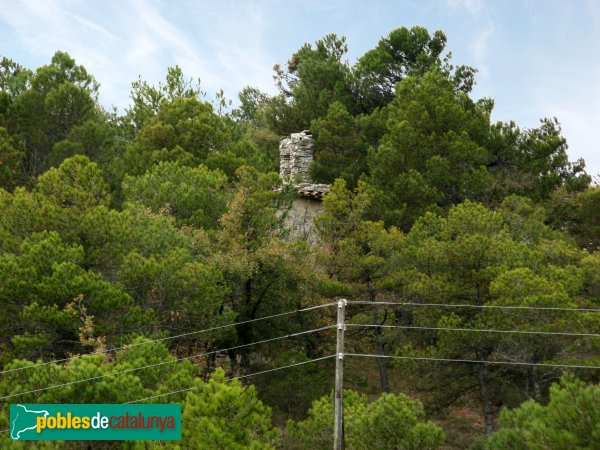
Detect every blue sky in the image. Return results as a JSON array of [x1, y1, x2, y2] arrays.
[[1, 0, 599, 176]]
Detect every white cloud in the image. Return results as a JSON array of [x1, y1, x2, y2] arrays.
[[537, 79, 600, 177], [469, 24, 492, 63], [468, 22, 493, 85], [0, 0, 278, 110], [182, 0, 277, 96], [0, 0, 126, 106], [1, 0, 597, 175], [444, 0, 484, 15], [126, 0, 215, 84]]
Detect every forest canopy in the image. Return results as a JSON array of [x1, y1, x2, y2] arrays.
[[0, 26, 599, 449]]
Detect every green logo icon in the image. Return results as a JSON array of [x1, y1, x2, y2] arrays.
[[11, 404, 50, 440], [10, 404, 181, 440]]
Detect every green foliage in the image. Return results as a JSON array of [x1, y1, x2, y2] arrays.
[[395, 198, 594, 433], [0, 342, 281, 450], [118, 248, 233, 338], [235, 86, 272, 125], [269, 27, 589, 227], [77, 203, 196, 275], [269, 26, 470, 134], [0, 56, 32, 101], [315, 178, 404, 293], [233, 87, 280, 153], [488, 119, 590, 202], [0, 26, 598, 448], [120, 95, 271, 180], [286, 390, 444, 449], [354, 26, 450, 111], [123, 161, 227, 229], [0, 187, 66, 252], [6, 51, 100, 177], [271, 33, 355, 133], [546, 185, 600, 250], [313, 179, 374, 246], [214, 166, 325, 386], [0, 231, 148, 360], [36, 155, 111, 209], [176, 369, 279, 449], [50, 118, 124, 167], [367, 68, 492, 229], [249, 350, 333, 422], [309, 101, 367, 185], [219, 166, 287, 250], [126, 65, 204, 132], [121, 97, 224, 175], [581, 251, 600, 300], [285, 390, 365, 449], [350, 393, 445, 450], [485, 376, 600, 450], [0, 126, 24, 190], [1, 342, 284, 449]]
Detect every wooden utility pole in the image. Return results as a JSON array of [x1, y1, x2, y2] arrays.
[[334, 299, 346, 450]]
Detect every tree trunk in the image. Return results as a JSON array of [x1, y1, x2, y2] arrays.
[[227, 349, 238, 376], [370, 285, 389, 393], [374, 322, 390, 393], [479, 363, 495, 435], [532, 366, 542, 402], [207, 347, 217, 373], [237, 278, 253, 371]]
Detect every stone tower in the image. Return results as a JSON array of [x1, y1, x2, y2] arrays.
[[278, 130, 329, 242], [279, 130, 314, 183]]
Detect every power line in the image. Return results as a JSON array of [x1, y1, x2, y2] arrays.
[[0, 355, 336, 435], [346, 353, 600, 370], [0, 326, 335, 401], [347, 300, 600, 313], [0, 302, 337, 375], [125, 354, 336, 404], [346, 324, 600, 338]]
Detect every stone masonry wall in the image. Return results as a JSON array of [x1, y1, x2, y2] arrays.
[[278, 130, 329, 241], [279, 130, 314, 182]]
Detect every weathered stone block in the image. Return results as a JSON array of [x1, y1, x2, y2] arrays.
[[279, 130, 314, 183]]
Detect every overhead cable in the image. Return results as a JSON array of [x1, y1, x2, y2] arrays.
[[0, 326, 335, 401], [347, 300, 600, 313], [346, 323, 600, 338], [346, 353, 600, 370], [125, 354, 336, 404], [0, 302, 336, 375]]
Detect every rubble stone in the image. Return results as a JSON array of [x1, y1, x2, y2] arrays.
[[279, 130, 314, 183], [279, 130, 329, 199], [278, 131, 330, 241]]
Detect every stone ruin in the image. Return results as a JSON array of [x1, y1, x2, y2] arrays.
[[279, 130, 329, 199], [279, 130, 314, 182], [278, 130, 329, 242]]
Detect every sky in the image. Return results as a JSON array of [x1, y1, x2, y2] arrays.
[[1, 0, 599, 176]]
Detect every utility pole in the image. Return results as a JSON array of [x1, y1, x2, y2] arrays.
[[334, 299, 346, 450]]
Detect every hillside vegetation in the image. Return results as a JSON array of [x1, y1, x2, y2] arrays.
[[1, 27, 599, 449]]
